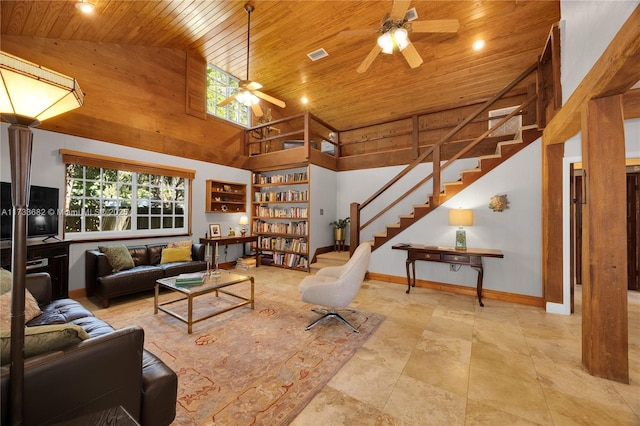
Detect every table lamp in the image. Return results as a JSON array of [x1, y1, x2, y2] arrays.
[[448, 208, 474, 250], [239, 215, 249, 236]]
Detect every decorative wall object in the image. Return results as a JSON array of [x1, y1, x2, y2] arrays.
[[489, 194, 510, 212]]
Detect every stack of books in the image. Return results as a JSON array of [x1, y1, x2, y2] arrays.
[[174, 272, 205, 287], [236, 257, 257, 270]]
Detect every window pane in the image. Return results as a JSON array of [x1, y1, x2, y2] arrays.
[[206, 64, 250, 127], [86, 167, 100, 180]]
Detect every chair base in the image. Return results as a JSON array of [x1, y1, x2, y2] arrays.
[[305, 307, 359, 333]]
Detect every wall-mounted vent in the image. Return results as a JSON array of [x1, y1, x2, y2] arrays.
[[307, 48, 329, 61], [405, 7, 418, 21], [488, 106, 522, 139]]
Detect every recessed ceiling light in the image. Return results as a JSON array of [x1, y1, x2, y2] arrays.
[[301, 96, 309, 104], [75, 1, 95, 14], [473, 39, 485, 51]]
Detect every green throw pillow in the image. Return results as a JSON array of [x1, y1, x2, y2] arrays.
[[0, 324, 90, 365], [0, 268, 11, 295], [99, 245, 135, 272]]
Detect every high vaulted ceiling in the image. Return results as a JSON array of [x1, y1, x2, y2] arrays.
[[1, 0, 560, 130]]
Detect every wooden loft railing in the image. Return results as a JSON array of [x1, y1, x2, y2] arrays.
[[244, 112, 340, 172], [349, 62, 541, 251]]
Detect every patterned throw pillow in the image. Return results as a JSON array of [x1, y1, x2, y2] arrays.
[[0, 324, 89, 364], [0, 289, 42, 329], [168, 240, 192, 249], [99, 245, 135, 273], [160, 246, 192, 264]]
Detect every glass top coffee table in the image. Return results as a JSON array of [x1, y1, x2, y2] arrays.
[[154, 271, 254, 333]]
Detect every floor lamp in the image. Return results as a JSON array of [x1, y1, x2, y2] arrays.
[[0, 51, 84, 425]]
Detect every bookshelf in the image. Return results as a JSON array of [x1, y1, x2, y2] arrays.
[[251, 166, 310, 271], [205, 179, 246, 213]]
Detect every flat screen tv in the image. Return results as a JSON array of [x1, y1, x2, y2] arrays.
[[0, 182, 60, 241]]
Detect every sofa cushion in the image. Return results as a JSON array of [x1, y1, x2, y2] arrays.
[[98, 266, 165, 299], [0, 324, 89, 364], [160, 247, 192, 264], [128, 245, 150, 266], [147, 243, 167, 265], [0, 288, 42, 328], [160, 260, 208, 277], [99, 245, 135, 272]]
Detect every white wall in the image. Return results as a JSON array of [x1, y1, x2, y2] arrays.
[[561, 1, 639, 103], [309, 164, 337, 254], [0, 124, 250, 291], [337, 140, 543, 296], [555, 1, 639, 314]]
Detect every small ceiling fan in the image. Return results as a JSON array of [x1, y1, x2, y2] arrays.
[[345, 0, 460, 73], [217, 3, 285, 117]]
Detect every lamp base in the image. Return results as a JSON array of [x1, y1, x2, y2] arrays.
[[455, 229, 467, 251]]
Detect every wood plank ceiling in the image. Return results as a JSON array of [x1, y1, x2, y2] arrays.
[[1, 0, 560, 130]]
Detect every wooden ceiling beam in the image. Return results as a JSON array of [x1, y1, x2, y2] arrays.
[[543, 5, 640, 145]]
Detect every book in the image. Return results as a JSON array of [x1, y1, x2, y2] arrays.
[[175, 272, 205, 286]]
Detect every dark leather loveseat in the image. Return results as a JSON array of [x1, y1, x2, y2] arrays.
[[86, 242, 207, 307], [0, 273, 177, 425]]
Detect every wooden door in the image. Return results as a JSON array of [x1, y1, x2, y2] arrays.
[[627, 172, 639, 291]]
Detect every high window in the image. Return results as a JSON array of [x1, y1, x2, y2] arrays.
[[206, 64, 250, 126], [61, 150, 195, 239]]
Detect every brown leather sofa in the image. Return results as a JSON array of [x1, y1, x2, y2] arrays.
[[0, 272, 177, 425], [86, 242, 207, 307]]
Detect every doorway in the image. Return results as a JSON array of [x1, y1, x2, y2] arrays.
[[571, 166, 640, 297]]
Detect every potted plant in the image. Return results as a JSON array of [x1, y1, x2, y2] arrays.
[[330, 217, 350, 242]]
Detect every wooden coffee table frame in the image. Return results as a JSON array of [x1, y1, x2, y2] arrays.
[[155, 272, 254, 333]]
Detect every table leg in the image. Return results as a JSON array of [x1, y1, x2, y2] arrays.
[[154, 283, 159, 314], [187, 295, 193, 334], [250, 277, 255, 309], [405, 259, 413, 294], [471, 265, 484, 307]]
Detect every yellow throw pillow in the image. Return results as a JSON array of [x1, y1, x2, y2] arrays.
[[0, 268, 12, 294], [0, 324, 89, 364], [0, 289, 42, 329], [160, 246, 192, 264]]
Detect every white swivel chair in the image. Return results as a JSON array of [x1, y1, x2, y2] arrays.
[[298, 242, 371, 333]]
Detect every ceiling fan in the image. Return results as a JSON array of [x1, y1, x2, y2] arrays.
[[217, 3, 285, 117], [346, 0, 460, 73]]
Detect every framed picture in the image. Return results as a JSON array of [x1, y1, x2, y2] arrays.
[[209, 224, 221, 238]]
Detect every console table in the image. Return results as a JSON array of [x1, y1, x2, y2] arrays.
[[199, 235, 260, 266], [392, 243, 504, 306]]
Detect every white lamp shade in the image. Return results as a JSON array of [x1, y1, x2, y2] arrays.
[[448, 209, 474, 227], [0, 51, 84, 123], [239, 215, 249, 226]]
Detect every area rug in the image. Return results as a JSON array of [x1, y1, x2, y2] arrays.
[[94, 281, 384, 425]]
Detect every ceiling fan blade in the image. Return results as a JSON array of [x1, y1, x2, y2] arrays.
[[217, 92, 239, 107], [337, 28, 377, 38], [251, 102, 263, 117], [401, 41, 423, 69], [411, 19, 460, 33], [253, 90, 286, 108], [390, 0, 412, 21], [357, 44, 382, 73]]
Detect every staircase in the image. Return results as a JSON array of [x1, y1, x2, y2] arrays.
[[370, 126, 542, 250], [310, 250, 349, 272]]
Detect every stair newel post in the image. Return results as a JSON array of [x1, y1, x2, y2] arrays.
[[432, 144, 441, 207], [350, 202, 360, 256]]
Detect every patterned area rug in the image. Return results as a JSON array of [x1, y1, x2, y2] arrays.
[[94, 280, 384, 425]]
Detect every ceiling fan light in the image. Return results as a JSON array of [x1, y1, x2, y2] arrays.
[[377, 32, 394, 54], [249, 93, 259, 105], [394, 28, 408, 45], [75, 1, 95, 13]]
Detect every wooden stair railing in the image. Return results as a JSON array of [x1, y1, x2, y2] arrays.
[[350, 62, 541, 253]]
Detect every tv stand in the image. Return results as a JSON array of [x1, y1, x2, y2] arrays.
[[42, 235, 62, 242], [0, 239, 71, 300]]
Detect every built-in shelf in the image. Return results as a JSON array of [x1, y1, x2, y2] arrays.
[[205, 179, 246, 213]]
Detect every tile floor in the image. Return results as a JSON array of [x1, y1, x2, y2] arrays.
[[248, 266, 640, 425]]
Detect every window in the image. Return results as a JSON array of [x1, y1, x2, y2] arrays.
[[61, 150, 195, 239], [206, 64, 250, 127]]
